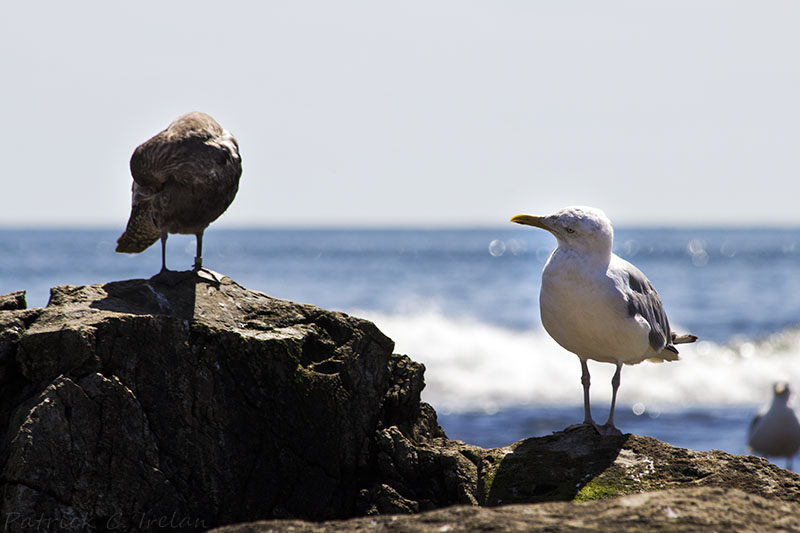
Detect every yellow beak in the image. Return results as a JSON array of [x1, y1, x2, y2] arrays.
[[510, 214, 547, 229]]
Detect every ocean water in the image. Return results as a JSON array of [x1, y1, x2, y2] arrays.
[[2, 227, 800, 469]]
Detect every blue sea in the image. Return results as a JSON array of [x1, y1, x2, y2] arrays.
[[2, 226, 800, 470]]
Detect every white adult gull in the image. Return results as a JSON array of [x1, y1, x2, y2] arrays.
[[748, 382, 800, 470], [511, 206, 697, 436]]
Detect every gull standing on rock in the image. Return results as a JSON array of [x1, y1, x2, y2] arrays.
[[116, 111, 242, 279], [511, 206, 697, 436], [748, 382, 800, 470]]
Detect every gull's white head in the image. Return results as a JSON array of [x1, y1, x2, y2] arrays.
[[510, 206, 614, 256]]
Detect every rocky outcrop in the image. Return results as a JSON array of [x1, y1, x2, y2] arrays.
[[1, 275, 798, 532], [0, 290, 26, 311], [0, 275, 471, 531], [477, 426, 800, 506], [209, 487, 800, 532]]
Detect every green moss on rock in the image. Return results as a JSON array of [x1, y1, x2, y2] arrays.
[[573, 476, 632, 502]]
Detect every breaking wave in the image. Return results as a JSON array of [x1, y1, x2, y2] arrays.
[[355, 309, 800, 414]]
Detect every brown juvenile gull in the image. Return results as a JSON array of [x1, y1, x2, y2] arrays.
[[116, 111, 242, 278], [511, 206, 697, 436], [748, 382, 800, 470]]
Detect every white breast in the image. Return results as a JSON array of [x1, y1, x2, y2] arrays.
[[540, 250, 653, 365], [749, 405, 800, 457]]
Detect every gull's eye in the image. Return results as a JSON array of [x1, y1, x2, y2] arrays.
[[565, 227, 575, 234]]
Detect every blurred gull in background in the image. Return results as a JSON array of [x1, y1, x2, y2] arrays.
[[748, 382, 800, 470]]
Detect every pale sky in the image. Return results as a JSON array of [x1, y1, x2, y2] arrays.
[[3, 2, 800, 228]]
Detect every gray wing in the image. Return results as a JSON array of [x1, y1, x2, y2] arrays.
[[623, 262, 673, 353]]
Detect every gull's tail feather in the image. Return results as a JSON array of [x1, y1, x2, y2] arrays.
[[116, 202, 160, 254], [648, 344, 681, 363], [647, 332, 697, 363], [672, 333, 699, 345]]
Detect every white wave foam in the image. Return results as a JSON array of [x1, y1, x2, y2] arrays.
[[353, 309, 800, 414]]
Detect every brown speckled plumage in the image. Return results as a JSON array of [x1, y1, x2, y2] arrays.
[[116, 112, 242, 272]]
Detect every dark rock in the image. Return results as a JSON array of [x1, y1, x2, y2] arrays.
[[478, 425, 800, 506], [0, 277, 468, 531], [208, 487, 800, 532], [0, 290, 26, 311], [1, 280, 799, 532]]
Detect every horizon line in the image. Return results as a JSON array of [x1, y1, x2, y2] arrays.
[[2, 221, 800, 231]]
